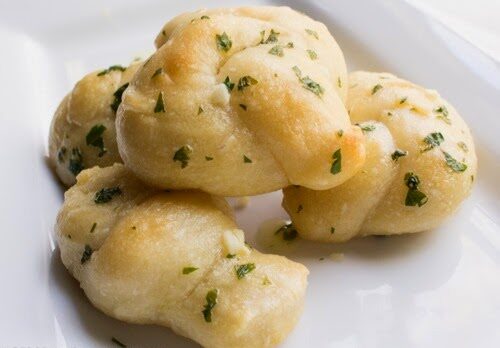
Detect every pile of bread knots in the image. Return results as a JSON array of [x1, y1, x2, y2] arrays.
[[49, 6, 477, 348]]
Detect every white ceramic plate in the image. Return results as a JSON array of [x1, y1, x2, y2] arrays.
[[1, 0, 499, 347]]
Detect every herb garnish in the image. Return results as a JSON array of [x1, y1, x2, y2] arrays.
[[201, 15, 210, 20], [226, 253, 236, 259], [337, 129, 344, 137], [337, 77, 342, 88], [305, 28, 319, 39], [151, 68, 162, 79], [243, 155, 252, 163], [239, 104, 247, 111], [110, 82, 129, 113], [97, 65, 126, 76], [205, 156, 213, 161], [81, 245, 93, 264], [292, 66, 324, 97], [68, 147, 84, 176], [297, 204, 303, 213], [422, 132, 444, 152], [198, 106, 204, 115], [357, 124, 375, 133], [260, 29, 280, 44], [235, 263, 256, 279], [94, 187, 122, 204], [111, 337, 126, 347], [330, 227, 336, 234], [269, 45, 284, 57], [306, 49, 318, 60], [223, 76, 235, 92], [86, 124, 107, 157], [182, 267, 199, 274], [371, 84, 383, 95], [237, 76, 258, 91], [154, 92, 165, 113], [173, 145, 192, 168], [434, 105, 451, 124], [90, 222, 97, 233], [275, 222, 298, 241], [202, 289, 218, 323], [442, 151, 467, 172], [216, 32, 232, 52], [57, 146, 67, 163], [391, 149, 408, 161], [404, 172, 428, 207], [399, 96, 408, 104], [330, 149, 341, 175]]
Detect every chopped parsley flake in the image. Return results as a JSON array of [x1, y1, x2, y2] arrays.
[[337, 77, 342, 88], [237, 76, 258, 91], [68, 147, 84, 176], [443, 151, 467, 172], [286, 42, 294, 48], [357, 124, 375, 133], [173, 145, 193, 168], [260, 29, 280, 44], [399, 96, 408, 104], [371, 84, 383, 95], [434, 105, 451, 124], [216, 32, 232, 52], [239, 104, 247, 111], [292, 66, 324, 97], [223, 76, 235, 92], [226, 253, 236, 259], [457, 141, 468, 152], [275, 222, 298, 241], [86, 124, 107, 157], [200, 15, 210, 20], [391, 149, 408, 161], [235, 263, 256, 279], [404, 172, 428, 207], [205, 156, 213, 161], [154, 92, 165, 113], [330, 227, 335, 234], [305, 28, 319, 39], [182, 267, 199, 274], [110, 82, 129, 113], [202, 289, 218, 323], [57, 146, 67, 163], [198, 106, 204, 115], [243, 155, 252, 163], [151, 68, 162, 79], [81, 245, 93, 264], [269, 45, 284, 57], [97, 65, 126, 76], [94, 187, 122, 204], [337, 129, 344, 137], [111, 337, 126, 347], [90, 222, 97, 233], [306, 49, 318, 60], [422, 132, 444, 152], [330, 149, 341, 175], [297, 204, 303, 213]]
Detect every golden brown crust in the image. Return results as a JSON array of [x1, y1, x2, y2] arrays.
[[283, 71, 477, 241], [117, 6, 364, 196], [56, 164, 308, 347]]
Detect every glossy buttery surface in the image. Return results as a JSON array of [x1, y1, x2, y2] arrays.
[[0, 0, 499, 347]]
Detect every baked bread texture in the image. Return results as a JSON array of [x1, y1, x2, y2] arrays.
[[283, 71, 477, 242], [116, 6, 365, 196], [56, 164, 308, 348], [49, 62, 140, 186]]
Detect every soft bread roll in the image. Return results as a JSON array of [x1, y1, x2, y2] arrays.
[[56, 164, 308, 348], [116, 6, 365, 196], [283, 71, 477, 241], [49, 62, 141, 186]]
